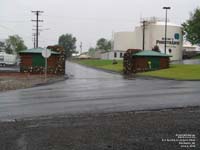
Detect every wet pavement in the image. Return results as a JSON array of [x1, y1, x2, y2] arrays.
[[0, 61, 200, 121], [182, 59, 200, 64], [171, 59, 200, 64]]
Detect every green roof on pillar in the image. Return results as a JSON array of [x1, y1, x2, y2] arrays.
[[133, 50, 172, 57], [19, 48, 60, 54]]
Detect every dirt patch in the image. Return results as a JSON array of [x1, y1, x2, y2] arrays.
[[0, 72, 66, 92], [0, 107, 199, 150]]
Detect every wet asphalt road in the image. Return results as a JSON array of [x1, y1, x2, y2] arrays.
[[0, 61, 200, 121]]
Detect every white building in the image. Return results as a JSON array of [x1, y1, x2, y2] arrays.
[[113, 32, 135, 51], [183, 42, 200, 52], [101, 50, 125, 60], [104, 18, 183, 61]]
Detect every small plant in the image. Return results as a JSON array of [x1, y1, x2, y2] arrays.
[[112, 59, 118, 64]]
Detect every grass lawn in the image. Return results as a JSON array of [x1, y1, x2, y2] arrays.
[[74, 59, 200, 80], [139, 64, 200, 80], [74, 59, 123, 73]]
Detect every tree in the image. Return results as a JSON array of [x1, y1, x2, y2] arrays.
[[182, 8, 200, 45], [96, 38, 111, 51], [88, 47, 96, 57], [5, 35, 27, 54], [5, 44, 13, 54], [58, 34, 76, 58], [0, 41, 5, 52]]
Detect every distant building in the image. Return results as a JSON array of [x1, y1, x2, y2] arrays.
[[183, 42, 200, 52], [78, 54, 91, 59], [182, 42, 200, 59], [113, 32, 135, 51], [110, 18, 183, 61], [101, 50, 125, 60], [88, 49, 102, 59]]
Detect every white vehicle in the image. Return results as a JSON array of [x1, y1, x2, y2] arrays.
[[0, 52, 17, 66]]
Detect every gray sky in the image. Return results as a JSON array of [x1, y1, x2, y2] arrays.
[[0, 0, 200, 52]]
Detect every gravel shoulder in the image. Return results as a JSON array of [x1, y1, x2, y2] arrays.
[[0, 106, 199, 150], [0, 72, 67, 92]]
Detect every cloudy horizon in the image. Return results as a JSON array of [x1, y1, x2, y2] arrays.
[[0, 0, 200, 52]]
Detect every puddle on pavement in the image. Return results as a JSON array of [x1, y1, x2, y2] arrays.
[[123, 74, 136, 80]]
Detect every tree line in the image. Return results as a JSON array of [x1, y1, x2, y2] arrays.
[[1, 7, 200, 57], [57, 34, 112, 58], [0, 33, 111, 59], [0, 35, 27, 54]]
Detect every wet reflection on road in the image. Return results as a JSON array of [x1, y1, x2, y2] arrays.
[[0, 61, 200, 121]]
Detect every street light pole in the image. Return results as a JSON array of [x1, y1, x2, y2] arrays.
[[163, 6, 171, 54]]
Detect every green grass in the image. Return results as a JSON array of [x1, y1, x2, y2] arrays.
[[74, 59, 200, 80], [74, 59, 123, 72], [139, 64, 200, 80]]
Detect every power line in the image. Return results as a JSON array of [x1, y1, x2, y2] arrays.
[[31, 10, 44, 48], [0, 24, 15, 32], [0, 20, 30, 23], [0, 24, 32, 42]]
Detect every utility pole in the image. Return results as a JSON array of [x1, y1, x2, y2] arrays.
[[141, 20, 147, 50], [80, 42, 82, 54], [163, 7, 171, 54], [31, 11, 44, 48], [32, 33, 36, 48]]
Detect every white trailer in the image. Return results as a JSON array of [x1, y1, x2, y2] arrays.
[[0, 52, 17, 66]]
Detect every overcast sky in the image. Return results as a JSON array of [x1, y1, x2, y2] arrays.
[[0, 0, 200, 52]]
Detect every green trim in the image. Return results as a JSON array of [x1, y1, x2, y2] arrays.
[[133, 50, 172, 57], [19, 48, 60, 55]]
